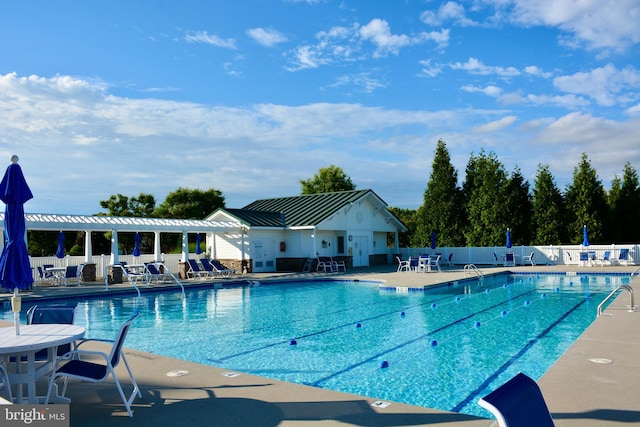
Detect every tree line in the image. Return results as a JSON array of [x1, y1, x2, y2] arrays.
[[390, 140, 640, 248]]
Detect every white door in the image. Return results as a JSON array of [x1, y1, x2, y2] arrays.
[[252, 239, 276, 272], [352, 236, 369, 267]]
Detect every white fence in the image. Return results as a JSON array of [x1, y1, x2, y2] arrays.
[[398, 244, 639, 266], [30, 253, 190, 281]]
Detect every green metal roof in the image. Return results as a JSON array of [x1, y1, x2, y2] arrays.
[[242, 189, 376, 227], [222, 209, 286, 228]]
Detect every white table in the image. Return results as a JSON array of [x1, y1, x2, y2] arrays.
[[0, 324, 85, 403]]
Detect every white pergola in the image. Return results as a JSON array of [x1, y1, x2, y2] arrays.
[[0, 213, 244, 265]]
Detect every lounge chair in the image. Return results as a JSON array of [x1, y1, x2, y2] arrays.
[[186, 259, 208, 279], [503, 253, 516, 267], [442, 253, 454, 266], [596, 251, 612, 266], [145, 262, 172, 284], [478, 372, 555, 427], [210, 260, 237, 277], [197, 258, 219, 278], [45, 312, 142, 417], [615, 248, 634, 266], [396, 256, 410, 272], [522, 252, 535, 266]]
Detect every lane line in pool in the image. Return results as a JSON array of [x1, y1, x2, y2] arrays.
[[450, 296, 588, 413]]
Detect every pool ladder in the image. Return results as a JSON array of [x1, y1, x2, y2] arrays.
[[597, 285, 635, 316], [463, 264, 484, 279]]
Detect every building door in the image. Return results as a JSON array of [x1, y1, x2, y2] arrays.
[[352, 236, 369, 267], [252, 239, 276, 272]]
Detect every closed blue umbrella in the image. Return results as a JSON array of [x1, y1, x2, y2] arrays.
[[506, 228, 512, 249], [430, 232, 436, 250], [582, 225, 589, 247], [56, 231, 65, 259], [195, 233, 203, 255], [0, 155, 34, 334], [133, 232, 141, 257]]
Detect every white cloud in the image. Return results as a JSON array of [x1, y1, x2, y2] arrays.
[[462, 84, 503, 97], [247, 27, 288, 47], [450, 57, 521, 77], [472, 115, 517, 133], [420, 1, 479, 27], [184, 31, 236, 49], [358, 19, 412, 56], [418, 59, 444, 77], [523, 65, 552, 78], [553, 64, 640, 106], [507, 0, 640, 52]]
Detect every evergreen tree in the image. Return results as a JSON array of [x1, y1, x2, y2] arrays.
[[565, 153, 609, 244], [503, 167, 532, 245], [608, 162, 640, 243], [416, 140, 465, 247], [531, 164, 566, 245], [388, 207, 417, 247], [299, 165, 355, 194], [462, 150, 509, 246]]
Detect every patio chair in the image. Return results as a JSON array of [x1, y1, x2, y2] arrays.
[[442, 253, 454, 266], [186, 259, 207, 279], [211, 260, 237, 277], [396, 256, 410, 272], [36, 266, 55, 285], [27, 304, 77, 358], [596, 251, 612, 266], [0, 363, 11, 403], [503, 253, 516, 267], [579, 252, 590, 267], [45, 312, 142, 417], [429, 254, 442, 272], [62, 265, 81, 286], [409, 257, 419, 271], [417, 255, 430, 273], [316, 257, 333, 272], [198, 258, 219, 278], [522, 252, 535, 266], [330, 257, 346, 272], [145, 262, 171, 283], [616, 248, 634, 266], [478, 372, 555, 427]]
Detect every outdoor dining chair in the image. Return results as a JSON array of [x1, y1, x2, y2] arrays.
[[45, 312, 141, 417]]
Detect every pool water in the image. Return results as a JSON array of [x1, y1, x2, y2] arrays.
[[13, 273, 631, 417]]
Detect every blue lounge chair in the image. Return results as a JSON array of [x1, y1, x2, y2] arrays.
[[45, 312, 141, 417], [198, 258, 218, 278], [597, 250, 612, 266], [579, 252, 590, 266], [145, 262, 171, 283], [478, 372, 555, 427], [186, 259, 207, 279], [616, 248, 634, 266], [211, 260, 237, 277], [522, 252, 535, 266]]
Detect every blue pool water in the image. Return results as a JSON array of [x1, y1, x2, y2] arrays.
[[9, 273, 632, 417]]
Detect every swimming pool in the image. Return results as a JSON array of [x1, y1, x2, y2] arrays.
[[9, 272, 631, 417]]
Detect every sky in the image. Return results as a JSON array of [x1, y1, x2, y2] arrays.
[[1, 0, 639, 216]]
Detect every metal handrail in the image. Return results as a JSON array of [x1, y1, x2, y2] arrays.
[[463, 264, 484, 279], [597, 285, 634, 316]]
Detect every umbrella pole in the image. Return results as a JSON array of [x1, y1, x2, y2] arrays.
[[11, 288, 21, 335]]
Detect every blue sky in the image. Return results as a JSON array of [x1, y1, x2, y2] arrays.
[[1, 0, 639, 215]]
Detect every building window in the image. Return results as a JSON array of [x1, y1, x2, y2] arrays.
[[337, 236, 345, 254]]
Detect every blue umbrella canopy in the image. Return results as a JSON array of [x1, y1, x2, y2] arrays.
[[430, 232, 436, 250], [506, 228, 512, 249], [56, 231, 65, 259], [133, 232, 141, 257], [582, 225, 589, 247], [195, 233, 203, 255], [0, 155, 34, 291]]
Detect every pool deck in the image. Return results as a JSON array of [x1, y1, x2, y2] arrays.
[[1, 263, 639, 426]]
